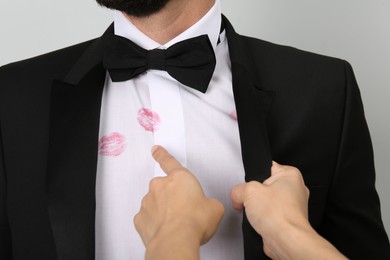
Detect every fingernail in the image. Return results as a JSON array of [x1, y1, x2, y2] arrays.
[[151, 145, 159, 154]]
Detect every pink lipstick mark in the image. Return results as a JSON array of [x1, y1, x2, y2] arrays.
[[98, 132, 126, 157], [230, 110, 237, 121], [137, 108, 161, 132]]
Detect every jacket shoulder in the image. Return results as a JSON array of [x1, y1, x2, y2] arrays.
[[239, 34, 344, 65], [0, 39, 97, 83], [232, 34, 350, 93]]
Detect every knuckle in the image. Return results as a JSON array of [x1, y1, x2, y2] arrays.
[[169, 168, 182, 177], [134, 212, 139, 220], [149, 177, 162, 190], [289, 166, 301, 175], [263, 244, 273, 259], [133, 213, 140, 226], [210, 198, 224, 214], [245, 181, 260, 194], [285, 166, 303, 180], [169, 167, 187, 180], [140, 196, 147, 208], [262, 178, 272, 186], [305, 187, 310, 197]]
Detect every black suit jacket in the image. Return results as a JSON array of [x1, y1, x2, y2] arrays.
[[0, 16, 389, 259]]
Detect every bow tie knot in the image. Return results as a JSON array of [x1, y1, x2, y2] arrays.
[[103, 34, 217, 93], [147, 49, 166, 71]]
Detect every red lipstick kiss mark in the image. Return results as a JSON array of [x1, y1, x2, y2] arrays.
[[230, 110, 237, 121], [137, 108, 160, 132], [98, 132, 126, 157]]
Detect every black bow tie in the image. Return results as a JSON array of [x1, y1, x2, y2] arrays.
[[103, 34, 216, 93]]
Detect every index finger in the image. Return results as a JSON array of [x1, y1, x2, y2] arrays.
[[151, 145, 185, 175], [230, 183, 246, 211]]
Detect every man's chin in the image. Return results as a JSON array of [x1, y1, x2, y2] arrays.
[[96, 0, 170, 17]]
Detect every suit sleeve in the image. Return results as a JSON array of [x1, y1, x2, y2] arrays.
[[0, 68, 13, 259], [318, 61, 390, 258]]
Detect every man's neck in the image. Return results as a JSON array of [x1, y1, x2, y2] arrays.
[[124, 0, 215, 45]]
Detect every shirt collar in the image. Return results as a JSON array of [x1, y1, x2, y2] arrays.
[[114, 0, 222, 52]]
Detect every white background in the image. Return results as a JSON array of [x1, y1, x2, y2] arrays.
[[1, 0, 389, 235]]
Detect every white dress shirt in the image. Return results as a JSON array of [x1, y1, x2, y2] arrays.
[[95, 1, 245, 259]]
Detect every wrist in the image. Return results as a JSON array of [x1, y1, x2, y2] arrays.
[[145, 221, 202, 260], [264, 217, 314, 259], [268, 220, 346, 260]]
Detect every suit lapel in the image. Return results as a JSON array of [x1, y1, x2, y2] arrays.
[[224, 16, 274, 260], [46, 25, 113, 260]]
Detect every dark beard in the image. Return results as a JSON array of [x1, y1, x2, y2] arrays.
[[96, 0, 170, 17]]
